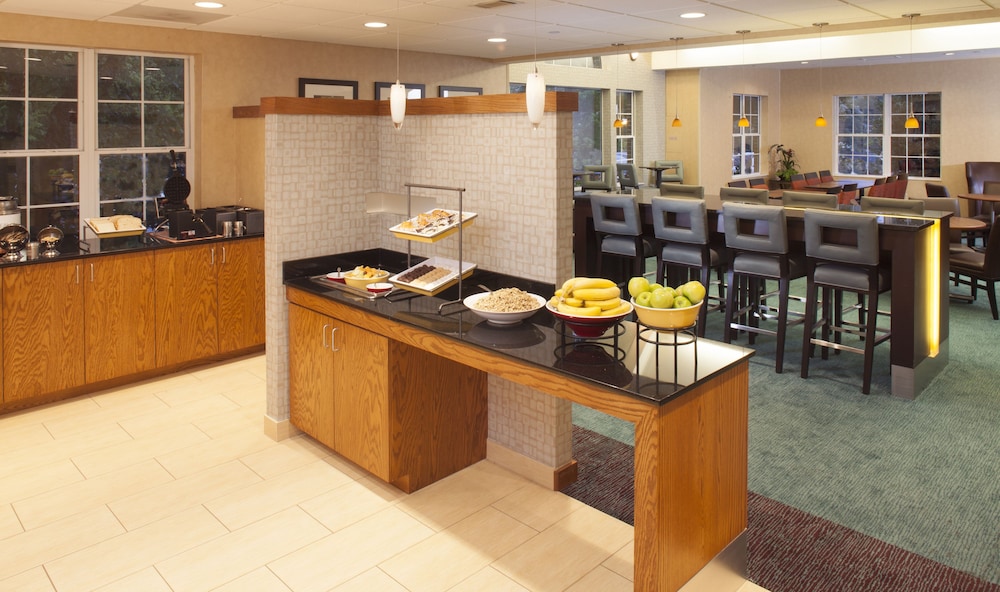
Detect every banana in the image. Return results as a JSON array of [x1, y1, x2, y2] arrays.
[[600, 301, 632, 316], [558, 301, 602, 316], [571, 277, 617, 291], [572, 286, 620, 302], [563, 297, 585, 307], [585, 297, 622, 311]]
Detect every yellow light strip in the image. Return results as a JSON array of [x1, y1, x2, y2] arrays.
[[925, 219, 941, 356]]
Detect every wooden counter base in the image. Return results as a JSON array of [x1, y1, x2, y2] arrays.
[[286, 286, 750, 592]]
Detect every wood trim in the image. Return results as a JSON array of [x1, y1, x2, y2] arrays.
[[238, 91, 578, 118]]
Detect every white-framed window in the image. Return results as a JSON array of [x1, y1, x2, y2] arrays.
[[732, 94, 761, 176], [615, 89, 635, 163], [836, 92, 941, 178], [0, 44, 192, 241]]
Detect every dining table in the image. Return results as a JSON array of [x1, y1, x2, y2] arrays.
[[573, 189, 951, 400], [957, 193, 1000, 225], [639, 165, 678, 187], [804, 178, 876, 195]]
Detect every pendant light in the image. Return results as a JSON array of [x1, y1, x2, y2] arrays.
[[671, 37, 682, 127], [814, 23, 828, 127], [389, 0, 405, 129], [737, 30, 749, 128], [525, 0, 545, 128], [903, 13, 920, 129], [612, 43, 627, 128]]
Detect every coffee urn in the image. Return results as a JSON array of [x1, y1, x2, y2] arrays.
[[0, 197, 20, 229]]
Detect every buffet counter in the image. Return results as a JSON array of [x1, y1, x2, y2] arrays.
[[284, 248, 754, 592]]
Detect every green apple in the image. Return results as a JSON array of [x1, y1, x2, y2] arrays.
[[635, 291, 653, 307], [650, 288, 675, 309], [627, 276, 650, 298], [648, 282, 664, 293], [682, 281, 707, 305], [673, 295, 692, 308]]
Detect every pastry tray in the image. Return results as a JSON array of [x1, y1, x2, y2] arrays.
[[85, 217, 146, 237], [310, 275, 396, 300], [389, 209, 477, 243], [389, 257, 476, 296]]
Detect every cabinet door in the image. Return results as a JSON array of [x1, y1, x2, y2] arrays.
[[2, 260, 85, 402], [288, 304, 336, 449], [333, 322, 390, 479], [154, 244, 219, 367], [85, 252, 156, 383], [217, 237, 265, 353]]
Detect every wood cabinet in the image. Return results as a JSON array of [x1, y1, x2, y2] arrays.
[[287, 297, 487, 493], [2, 260, 86, 403], [217, 237, 265, 353], [154, 244, 220, 368], [84, 251, 156, 384]]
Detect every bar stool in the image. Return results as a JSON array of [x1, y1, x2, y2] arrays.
[[782, 190, 837, 210], [590, 193, 654, 282], [801, 209, 891, 393], [660, 184, 704, 199], [722, 203, 806, 373], [650, 196, 724, 335], [860, 196, 924, 215]]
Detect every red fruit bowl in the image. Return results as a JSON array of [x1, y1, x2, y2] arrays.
[[546, 301, 633, 338]]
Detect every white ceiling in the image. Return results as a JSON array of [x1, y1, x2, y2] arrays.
[[1, 0, 998, 62]]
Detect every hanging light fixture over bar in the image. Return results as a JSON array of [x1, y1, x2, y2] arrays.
[[612, 43, 626, 128], [671, 37, 682, 127], [526, 0, 545, 128], [390, 0, 405, 129], [904, 13, 920, 129], [737, 30, 750, 128], [814, 23, 828, 127]]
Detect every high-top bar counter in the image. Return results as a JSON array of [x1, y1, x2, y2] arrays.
[[284, 249, 754, 592]]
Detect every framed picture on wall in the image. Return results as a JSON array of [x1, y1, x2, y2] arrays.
[[375, 82, 426, 100], [439, 86, 483, 97], [298, 78, 358, 99]]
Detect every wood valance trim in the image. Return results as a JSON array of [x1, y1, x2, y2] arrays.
[[232, 91, 578, 118]]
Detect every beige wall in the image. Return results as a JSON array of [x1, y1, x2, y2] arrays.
[[665, 69, 701, 184], [1, 13, 507, 210], [779, 57, 1000, 201]]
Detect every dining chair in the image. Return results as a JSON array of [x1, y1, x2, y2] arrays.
[[782, 190, 837, 210], [589, 192, 655, 281], [837, 183, 859, 205], [653, 160, 684, 184], [748, 177, 768, 189], [617, 163, 642, 193], [650, 197, 724, 335], [917, 196, 965, 247], [580, 164, 615, 192], [950, 221, 1000, 320], [860, 196, 925, 214], [964, 162, 1000, 239], [801, 209, 891, 393], [722, 202, 806, 373], [925, 183, 951, 198], [728, 180, 749, 188], [660, 184, 705, 199], [892, 173, 908, 198], [819, 170, 835, 182], [789, 174, 808, 190], [804, 171, 820, 185]]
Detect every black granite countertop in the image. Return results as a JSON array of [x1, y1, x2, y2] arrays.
[[284, 248, 754, 405], [0, 231, 263, 268]]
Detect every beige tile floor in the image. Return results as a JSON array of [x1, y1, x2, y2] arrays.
[[0, 353, 769, 592]]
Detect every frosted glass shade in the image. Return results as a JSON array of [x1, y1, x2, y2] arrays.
[[390, 81, 406, 129], [526, 72, 545, 128]]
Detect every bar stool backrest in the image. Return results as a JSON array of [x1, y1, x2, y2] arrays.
[[860, 196, 924, 214], [651, 197, 708, 245], [722, 202, 789, 254], [660, 184, 705, 199], [782, 190, 837, 210], [804, 210, 880, 266], [720, 186, 769, 204], [590, 193, 642, 237]]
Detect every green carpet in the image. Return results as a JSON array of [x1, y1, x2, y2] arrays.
[[572, 286, 1000, 585]]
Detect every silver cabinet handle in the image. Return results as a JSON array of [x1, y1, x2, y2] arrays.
[[75, 264, 80, 284], [330, 326, 339, 352], [322, 323, 329, 349], [210, 247, 215, 266], [222, 246, 227, 264], [90, 263, 95, 283]]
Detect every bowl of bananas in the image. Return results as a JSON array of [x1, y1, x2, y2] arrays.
[[547, 277, 633, 338]]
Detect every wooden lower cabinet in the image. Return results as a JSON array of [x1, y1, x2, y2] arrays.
[[2, 260, 86, 403], [154, 244, 220, 367], [84, 251, 156, 383], [217, 237, 265, 353], [288, 302, 487, 493]]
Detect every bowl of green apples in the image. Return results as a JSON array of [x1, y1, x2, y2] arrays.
[[627, 276, 705, 330]]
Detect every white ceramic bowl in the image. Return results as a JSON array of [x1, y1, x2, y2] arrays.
[[366, 282, 393, 294], [463, 291, 546, 326]]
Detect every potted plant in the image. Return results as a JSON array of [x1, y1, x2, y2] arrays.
[[768, 144, 798, 188]]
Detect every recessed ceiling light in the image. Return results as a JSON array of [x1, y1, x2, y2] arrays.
[[365, 22, 388, 28], [487, 37, 507, 43], [801, 61, 809, 64], [680, 12, 705, 19], [194, 2, 224, 8], [945, 51, 955, 56]]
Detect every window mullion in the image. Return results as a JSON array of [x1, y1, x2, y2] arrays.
[[80, 48, 100, 222]]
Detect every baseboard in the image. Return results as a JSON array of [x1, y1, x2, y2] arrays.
[[486, 440, 577, 490], [678, 530, 748, 592], [263, 415, 299, 441]]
